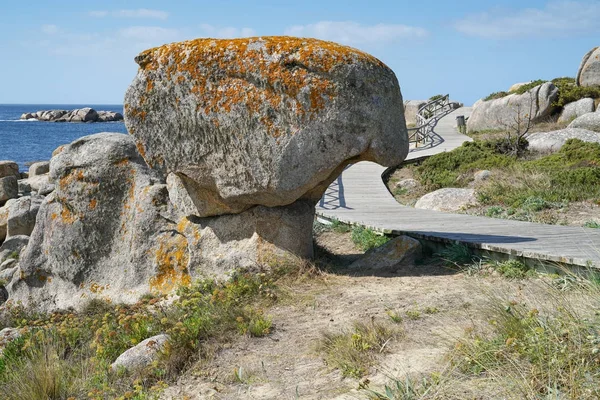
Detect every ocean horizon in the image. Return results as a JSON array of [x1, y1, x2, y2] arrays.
[[0, 104, 128, 170]]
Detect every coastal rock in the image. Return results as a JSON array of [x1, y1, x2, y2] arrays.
[[568, 112, 600, 132], [111, 334, 170, 372], [166, 173, 198, 217], [19, 174, 50, 195], [0, 176, 18, 204], [348, 235, 421, 271], [125, 36, 409, 218], [467, 82, 559, 133], [415, 188, 478, 212], [394, 178, 420, 193], [403, 100, 427, 126], [558, 98, 595, 124], [527, 128, 600, 152], [37, 110, 68, 121], [28, 161, 50, 177], [577, 47, 600, 87], [508, 81, 531, 92], [6, 195, 43, 237], [0, 161, 20, 180], [20, 108, 123, 123], [97, 111, 124, 122], [0, 235, 29, 265], [0, 205, 7, 241]]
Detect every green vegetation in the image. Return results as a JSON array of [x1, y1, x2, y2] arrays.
[[483, 91, 509, 101], [436, 243, 476, 267], [351, 226, 390, 251], [494, 259, 533, 279], [552, 76, 600, 107], [428, 94, 445, 102], [318, 321, 399, 378], [584, 221, 600, 229], [513, 79, 548, 94], [0, 270, 282, 399]]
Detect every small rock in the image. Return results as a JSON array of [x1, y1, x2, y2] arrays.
[[0, 235, 29, 264], [7, 195, 43, 237], [348, 235, 421, 271], [0, 258, 17, 270], [415, 188, 478, 212], [111, 334, 170, 372], [28, 161, 50, 177], [0, 161, 20, 180], [395, 178, 420, 192], [474, 170, 492, 183], [527, 128, 600, 152], [558, 98, 595, 124], [568, 112, 600, 133], [0, 176, 18, 204]]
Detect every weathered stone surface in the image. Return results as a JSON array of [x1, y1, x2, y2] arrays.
[[467, 82, 559, 133], [508, 82, 531, 92], [577, 47, 600, 87], [394, 179, 420, 193], [403, 100, 426, 126], [527, 128, 600, 152], [166, 173, 198, 217], [28, 161, 50, 177], [19, 174, 50, 195], [7, 195, 43, 237], [0, 176, 18, 204], [558, 98, 595, 124], [0, 161, 20, 180], [348, 235, 421, 271], [0, 205, 7, 241], [125, 36, 408, 218], [111, 334, 170, 372], [97, 111, 124, 122], [568, 112, 600, 132], [415, 188, 478, 212], [0, 258, 17, 271], [0, 266, 17, 283], [20, 108, 123, 123], [0, 235, 29, 265]]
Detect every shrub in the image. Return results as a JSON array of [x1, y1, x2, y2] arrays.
[[513, 79, 548, 94], [351, 226, 390, 251], [436, 243, 475, 266], [484, 91, 509, 101], [552, 76, 600, 107], [494, 260, 532, 279]]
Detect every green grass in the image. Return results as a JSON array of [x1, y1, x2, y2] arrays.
[[494, 259, 534, 279], [436, 243, 476, 267], [351, 226, 390, 251], [584, 221, 600, 229], [0, 269, 284, 399], [318, 321, 400, 378]]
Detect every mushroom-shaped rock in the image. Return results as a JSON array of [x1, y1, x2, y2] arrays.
[[125, 36, 408, 217]]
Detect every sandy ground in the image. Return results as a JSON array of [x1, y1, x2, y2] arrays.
[[160, 230, 543, 400]]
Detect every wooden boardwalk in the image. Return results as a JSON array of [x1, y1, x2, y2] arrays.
[[317, 107, 600, 268]]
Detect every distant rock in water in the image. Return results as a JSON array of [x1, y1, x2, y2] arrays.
[[20, 108, 123, 123]]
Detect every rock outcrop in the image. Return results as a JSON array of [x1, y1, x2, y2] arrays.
[[568, 112, 600, 132], [28, 161, 50, 177], [577, 47, 600, 87], [415, 188, 478, 212], [558, 98, 595, 124], [467, 82, 559, 133], [20, 108, 124, 123], [0, 161, 20, 180], [403, 100, 427, 126], [527, 128, 600, 152], [125, 36, 408, 217], [0, 176, 18, 204], [111, 334, 170, 372]]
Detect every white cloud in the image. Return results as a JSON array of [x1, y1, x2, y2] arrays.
[[283, 21, 428, 46], [455, 1, 600, 38], [41, 24, 59, 35], [89, 9, 169, 20], [119, 26, 182, 42], [198, 24, 256, 38]]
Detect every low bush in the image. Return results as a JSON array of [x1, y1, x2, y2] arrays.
[[513, 79, 548, 94], [351, 226, 390, 251], [483, 91, 509, 101], [552, 76, 600, 107]]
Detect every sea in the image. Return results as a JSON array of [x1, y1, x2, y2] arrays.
[[0, 104, 127, 171]]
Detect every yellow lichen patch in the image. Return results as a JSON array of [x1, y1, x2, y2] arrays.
[[150, 234, 191, 294], [130, 37, 386, 137], [58, 169, 86, 191], [60, 206, 78, 224], [89, 199, 97, 210]]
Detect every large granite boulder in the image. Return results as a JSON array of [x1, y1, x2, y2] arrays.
[[527, 128, 600, 152], [403, 100, 427, 126], [558, 98, 595, 124], [0, 176, 18, 204], [467, 82, 559, 133], [28, 161, 50, 177], [568, 112, 600, 132], [0, 161, 20, 180], [6, 195, 43, 237], [125, 36, 408, 218], [415, 188, 478, 212], [577, 47, 600, 87], [0, 205, 7, 241]]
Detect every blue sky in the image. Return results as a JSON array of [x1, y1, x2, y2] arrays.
[[1, 0, 598, 105]]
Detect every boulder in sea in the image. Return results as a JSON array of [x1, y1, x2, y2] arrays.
[[96, 111, 124, 122], [415, 188, 478, 212], [577, 47, 600, 87], [467, 82, 559, 133], [558, 98, 595, 124]]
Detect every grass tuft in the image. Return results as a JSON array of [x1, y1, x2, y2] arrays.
[[351, 226, 390, 251]]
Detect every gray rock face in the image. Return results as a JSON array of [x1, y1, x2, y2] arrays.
[[19, 108, 123, 123], [415, 188, 478, 212], [348, 235, 421, 271], [467, 82, 559, 133], [577, 47, 600, 87], [403, 100, 427, 126], [6, 195, 43, 237], [0, 176, 18, 204], [97, 111, 124, 122], [0, 235, 29, 265], [0, 205, 7, 241], [111, 334, 170, 372], [0, 161, 20, 180], [558, 98, 595, 124], [28, 161, 50, 177], [0, 258, 17, 271], [527, 128, 600, 152], [125, 36, 409, 218], [568, 112, 600, 132]]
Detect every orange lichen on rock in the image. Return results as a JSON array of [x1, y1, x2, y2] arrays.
[[131, 37, 386, 136], [89, 199, 97, 210], [60, 206, 78, 224], [58, 169, 85, 191], [150, 234, 191, 294]]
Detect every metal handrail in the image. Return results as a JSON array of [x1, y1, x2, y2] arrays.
[[407, 94, 454, 146]]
